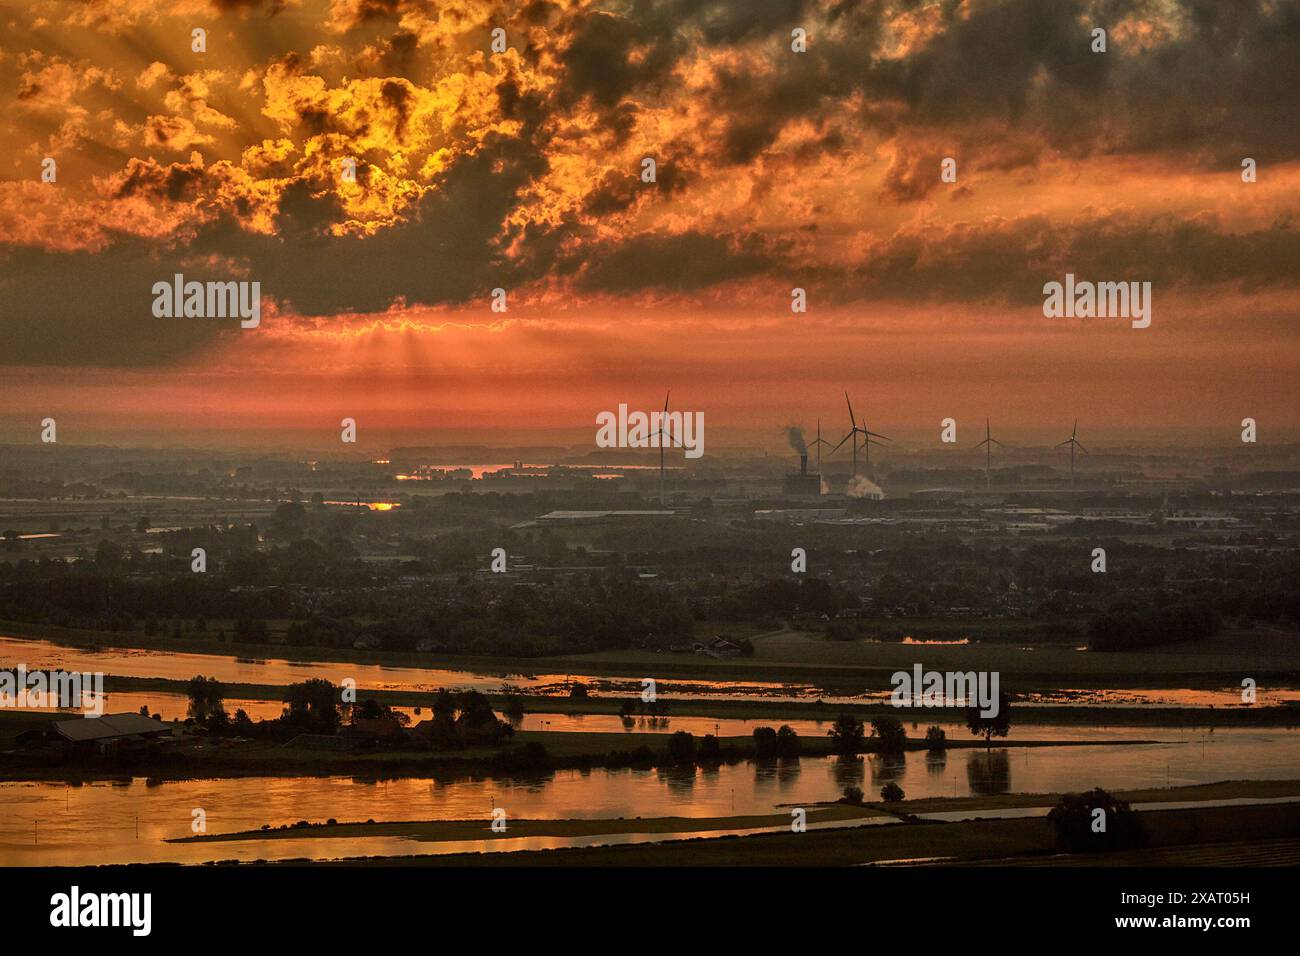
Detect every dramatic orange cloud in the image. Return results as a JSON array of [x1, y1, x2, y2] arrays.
[[0, 0, 1297, 444]]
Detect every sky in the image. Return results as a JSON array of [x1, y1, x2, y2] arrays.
[[0, 0, 1297, 451]]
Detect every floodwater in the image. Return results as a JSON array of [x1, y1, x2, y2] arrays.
[[4, 632, 1299, 865], [2, 726, 1297, 866], [15, 680, 1269, 745], [6, 634, 1298, 708], [0, 636, 812, 702], [10, 687, 1289, 745]]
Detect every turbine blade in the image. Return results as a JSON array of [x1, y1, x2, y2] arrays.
[[832, 433, 852, 453]]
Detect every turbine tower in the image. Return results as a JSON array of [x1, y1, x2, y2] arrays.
[[973, 418, 1003, 488], [1056, 419, 1088, 486], [808, 418, 834, 477], [655, 390, 671, 505]]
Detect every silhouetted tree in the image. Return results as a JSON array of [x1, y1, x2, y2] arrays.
[[776, 724, 801, 757], [284, 678, 341, 732], [753, 726, 779, 757], [698, 734, 722, 761], [185, 675, 226, 725], [966, 693, 1012, 749], [1047, 788, 1147, 853], [828, 714, 865, 754], [871, 716, 907, 754], [667, 731, 696, 763]]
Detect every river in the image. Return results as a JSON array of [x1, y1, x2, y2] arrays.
[[2, 726, 1297, 865]]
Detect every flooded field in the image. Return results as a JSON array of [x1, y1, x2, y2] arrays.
[[6, 635, 1298, 709], [2, 726, 1298, 865], [0, 636, 813, 702]]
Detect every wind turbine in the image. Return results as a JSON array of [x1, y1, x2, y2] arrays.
[[654, 390, 671, 506], [973, 418, 1003, 488], [1056, 419, 1088, 486], [808, 418, 834, 477], [832, 392, 867, 476], [856, 417, 891, 472], [833, 393, 889, 477]]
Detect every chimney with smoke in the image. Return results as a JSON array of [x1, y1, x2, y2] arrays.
[[783, 427, 821, 497]]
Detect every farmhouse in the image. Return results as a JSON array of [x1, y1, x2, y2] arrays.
[[44, 712, 175, 754]]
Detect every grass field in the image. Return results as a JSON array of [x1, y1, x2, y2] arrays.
[[171, 803, 890, 845], [302, 801, 1300, 867], [172, 778, 1300, 849]]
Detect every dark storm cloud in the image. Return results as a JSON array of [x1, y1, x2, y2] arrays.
[[558, 9, 681, 109], [0, 239, 239, 366], [113, 155, 210, 202], [837, 212, 1300, 305], [880, 0, 1300, 165], [0, 128, 552, 365], [355, 31, 421, 78], [879, 146, 947, 203], [214, 129, 550, 317], [572, 229, 776, 293], [670, 0, 1300, 177], [1106, 0, 1300, 161], [211, 0, 286, 11], [4, 0, 1298, 369], [693, 0, 809, 45]]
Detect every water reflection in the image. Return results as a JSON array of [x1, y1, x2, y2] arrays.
[[0, 636, 818, 704], [830, 755, 865, 792], [3, 727, 1299, 866], [658, 764, 698, 795], [753, 757, 803, 791], [871, 754, 908, 791], [10, 634, 1298, 710], [966, 750, 1013, 796]]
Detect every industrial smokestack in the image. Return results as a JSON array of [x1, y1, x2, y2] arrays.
[[800, 454, 808, 476]]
